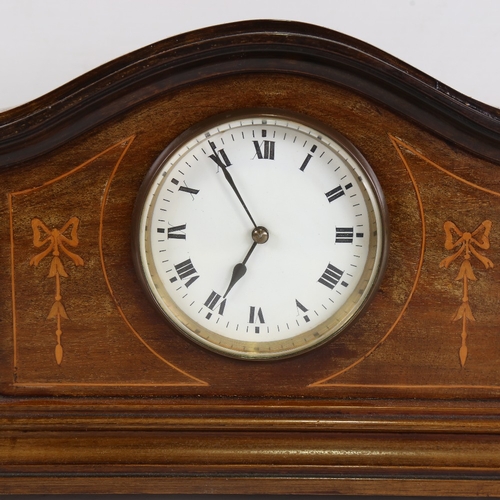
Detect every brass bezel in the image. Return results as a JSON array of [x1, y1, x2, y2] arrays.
[[132, 109, 390, 360]]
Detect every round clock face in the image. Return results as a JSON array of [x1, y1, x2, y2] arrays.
[[134, 110, 388, 360]]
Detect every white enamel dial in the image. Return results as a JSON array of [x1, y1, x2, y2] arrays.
[[134, 111, 388, 359]]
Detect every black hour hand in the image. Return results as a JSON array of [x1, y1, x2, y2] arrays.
[[223, 241, 257, 298]]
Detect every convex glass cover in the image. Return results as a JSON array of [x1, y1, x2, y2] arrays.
[[134, 111, 388, 359]]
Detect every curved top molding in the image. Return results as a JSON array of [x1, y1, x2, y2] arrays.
[[1, 19, 500, 166]]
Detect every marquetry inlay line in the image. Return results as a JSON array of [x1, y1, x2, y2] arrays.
[[98, 137, 209, 387], [29, 217, 84, 365], [10, 136, 136, 373], [8, 135, 209, 387], [311, 134, 499, 388], [440, 220, 494, 367], [11, 136, 207, 387], [309, 134, 426, 387]]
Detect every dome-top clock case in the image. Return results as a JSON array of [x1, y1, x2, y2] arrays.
[[2, 20, 500, 496]]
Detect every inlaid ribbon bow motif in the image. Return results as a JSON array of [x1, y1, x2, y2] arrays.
[[30, 217, 84, 365], [439, 220, 493, 367]]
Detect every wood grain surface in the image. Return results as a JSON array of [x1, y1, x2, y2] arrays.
[[1, 20, 500, 496]]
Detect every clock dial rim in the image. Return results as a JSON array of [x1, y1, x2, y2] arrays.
[[132, 108, 390, 360]]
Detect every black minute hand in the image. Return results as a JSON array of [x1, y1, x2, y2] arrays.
[[208, 142, 257, 228]]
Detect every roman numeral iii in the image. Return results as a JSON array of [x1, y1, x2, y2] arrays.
[[335, 227, 354, 243]]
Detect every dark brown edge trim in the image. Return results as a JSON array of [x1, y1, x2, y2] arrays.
[[1, 20, 500, 166], [1, 475, 500, 496]]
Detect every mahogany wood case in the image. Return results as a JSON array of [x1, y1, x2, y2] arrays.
[[1, 20, 500, 495]]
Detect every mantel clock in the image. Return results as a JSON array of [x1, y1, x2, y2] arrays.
[[133, 110, 388, 360], [1, 20, 500, 496]]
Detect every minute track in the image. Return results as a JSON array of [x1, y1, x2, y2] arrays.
[[136, 110, 388, 360]]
